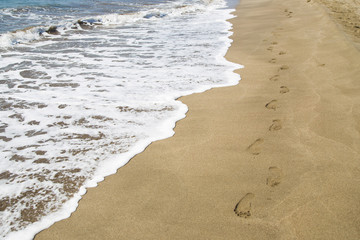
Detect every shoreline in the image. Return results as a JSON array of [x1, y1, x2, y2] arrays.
[[36, 0, 360, 238]]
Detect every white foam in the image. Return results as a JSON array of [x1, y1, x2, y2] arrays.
[[0, 0, 242, 239], [0, 27, 42, 47], [0, 0, 226, 48]]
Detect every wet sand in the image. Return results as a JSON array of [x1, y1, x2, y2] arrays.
[[36, 0, 360, 238]]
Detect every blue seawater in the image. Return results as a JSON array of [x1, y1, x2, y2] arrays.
[[0, 0, 176, 34]]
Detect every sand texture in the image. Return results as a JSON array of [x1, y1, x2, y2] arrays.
[[317, 0, 360, 48], [35, 0, 360, 238]]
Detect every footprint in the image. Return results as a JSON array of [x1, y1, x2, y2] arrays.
[[279, 65, 289, 71], [271, 41, 278, 45], [265, 100, 278, 110], [280, 86, 290, 94], [279, 51, 286, 55], [269, 119, 282, 131], [269, 75, 279, 81], [266, 167, 283, 187], [284, 9, 293, 17], [247, 138, 264, 155], [234, 193, 255, 218], [267, 46, 273, 51], [269, 58, 276, 63]]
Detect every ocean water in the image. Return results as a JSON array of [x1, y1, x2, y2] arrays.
[[0, 0, 241, 239]]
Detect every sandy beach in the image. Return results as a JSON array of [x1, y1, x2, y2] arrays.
[[35, 0, 360, 238]]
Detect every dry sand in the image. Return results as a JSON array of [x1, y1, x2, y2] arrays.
[[36, 0, 360, 238]]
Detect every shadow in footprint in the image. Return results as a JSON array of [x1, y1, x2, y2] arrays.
[[280, 86, 290, 94], [247, 138, 264, 155], [266, 166, 283, 187], [269, 75, 279, 81], [284, 9, 293, 17], [279, 51, 286, 55], [279, 65, 289, 71], [269, 58, 277, 63], [234, 193, 255, 218], [265, 100, 278, 110], [269, 119, 282, 131]]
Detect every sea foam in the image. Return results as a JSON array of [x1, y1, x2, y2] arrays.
[[0, 0, 242, 239]]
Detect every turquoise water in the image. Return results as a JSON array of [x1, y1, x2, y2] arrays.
[[0, 0, 83, 8]]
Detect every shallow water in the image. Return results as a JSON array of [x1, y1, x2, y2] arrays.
[[0, 0, 241, 239]]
